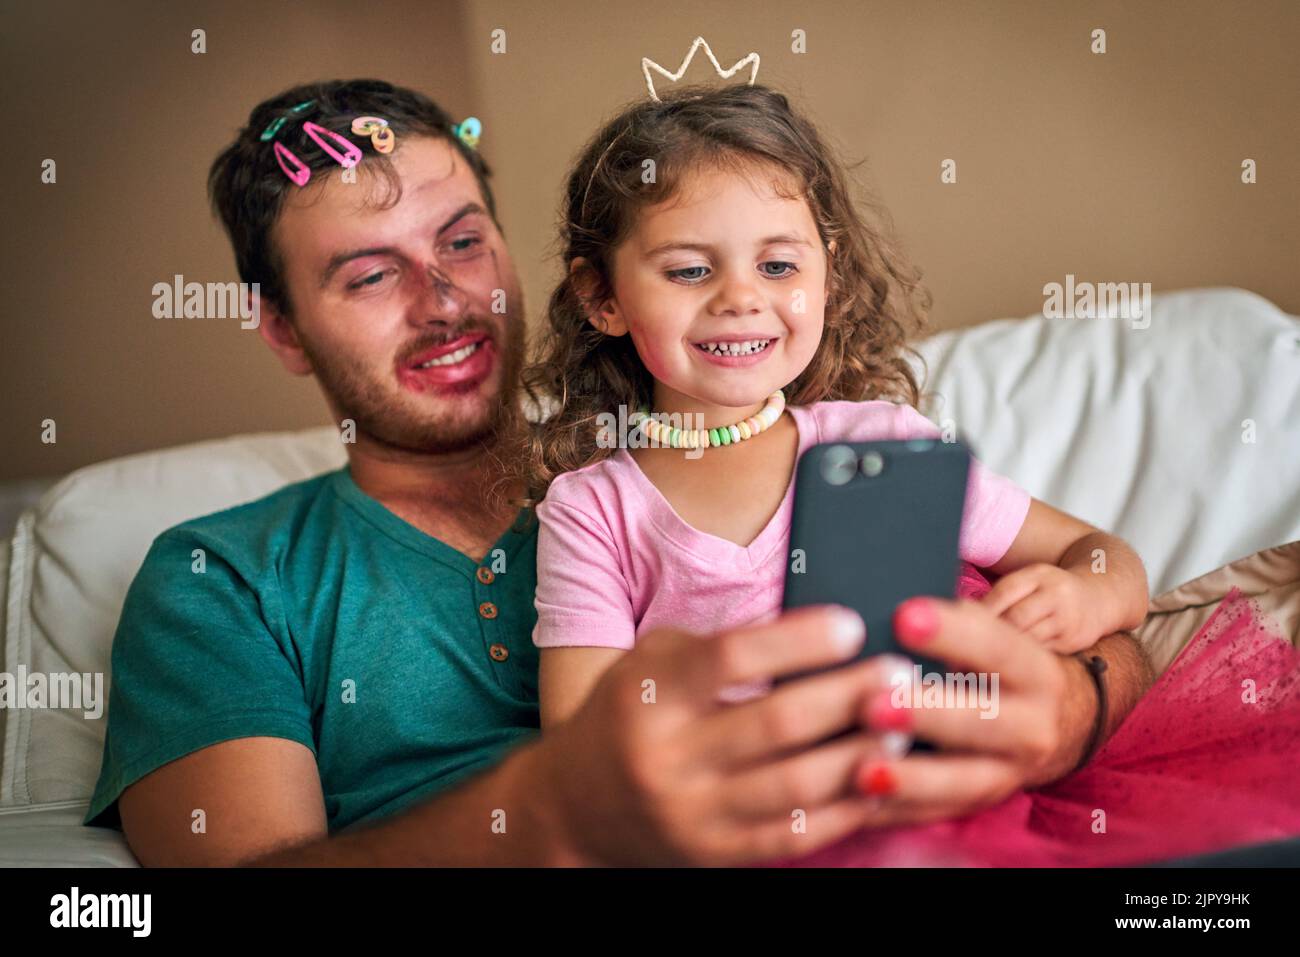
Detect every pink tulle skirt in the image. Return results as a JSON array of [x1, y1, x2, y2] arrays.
[[780, 563, 1300, 867]]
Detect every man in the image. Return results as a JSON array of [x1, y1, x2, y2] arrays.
[[86, 79, 1154, 866]]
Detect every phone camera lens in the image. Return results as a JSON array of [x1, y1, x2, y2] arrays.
[[821, 444, 858, 486], [860, 450, 885, 477]]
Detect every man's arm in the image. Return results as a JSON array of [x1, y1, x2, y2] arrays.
[[248, 740, 573, 866], [119, 738, 330, 867], [119, 733, 580, 866], [1031, 627, 1155, 787], [119, 731, 596, 866], [97, 526, 326, 864], [121, 605, 914, 867]]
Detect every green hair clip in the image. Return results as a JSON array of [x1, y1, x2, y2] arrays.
[[259, 100, 318, 142]]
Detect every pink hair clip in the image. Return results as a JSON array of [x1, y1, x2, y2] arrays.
[[303, 121, 362, 169], [272, 121, 364, 187], [273, 141, 311, 186]]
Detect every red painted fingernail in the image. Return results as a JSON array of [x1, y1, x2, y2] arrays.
[[857, 762, 898, 797], [895, 597, 939, 647], [866, 691, 913, 732]]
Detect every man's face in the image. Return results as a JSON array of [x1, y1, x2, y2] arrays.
[[269, 135, 524, 454]]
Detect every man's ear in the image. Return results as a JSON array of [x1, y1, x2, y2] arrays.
[[570, 257, 628, 336], [253, 288, 313, 376]]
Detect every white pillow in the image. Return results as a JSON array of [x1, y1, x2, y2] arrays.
[[1, 428, 345, 808], [912, 287, 1300, 595]]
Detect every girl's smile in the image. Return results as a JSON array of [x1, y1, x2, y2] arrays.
[[690, 333, 780, 367]]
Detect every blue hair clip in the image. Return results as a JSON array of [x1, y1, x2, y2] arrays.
[[451, 116, 482, 149]]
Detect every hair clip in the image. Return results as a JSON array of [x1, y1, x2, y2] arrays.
[[260, 116, 289, 142], [452, 116, 481, 149], [302, 121, 362, 169], [351, 115, 396, 154], [259, 100, 317, 141], [271, 119, 362, 187], [351, 115, 386, 135], [273, 141, 311, 186]]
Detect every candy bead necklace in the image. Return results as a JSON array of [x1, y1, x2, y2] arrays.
[[629, 389, 786, 449]]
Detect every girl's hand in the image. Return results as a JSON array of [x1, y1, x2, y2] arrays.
[[979, 563, 1107, 654]]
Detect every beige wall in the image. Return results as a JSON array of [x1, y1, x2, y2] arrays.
[[4, 0, 1296, 481]]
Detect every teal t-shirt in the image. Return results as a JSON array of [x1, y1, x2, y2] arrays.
[[85, 466, 541, 832]]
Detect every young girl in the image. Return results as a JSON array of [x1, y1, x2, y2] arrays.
[[519, 82, 1147, 719], [514, 83, 1300, 865]]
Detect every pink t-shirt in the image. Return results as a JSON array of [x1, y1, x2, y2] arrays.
[[532, 400, 1031, 651]]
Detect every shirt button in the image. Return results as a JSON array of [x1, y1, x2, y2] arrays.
[[479, 601, 498, 619], [489, 643, 509, 662], [476, 566, 495, 585]]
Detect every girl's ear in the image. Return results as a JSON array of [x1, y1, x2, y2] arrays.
[[570, 257, 628, 336]]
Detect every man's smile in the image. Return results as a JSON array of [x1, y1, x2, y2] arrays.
[[398, 331, 496, 390]]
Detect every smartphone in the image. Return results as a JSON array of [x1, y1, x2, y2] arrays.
[[779, 438, 972, 748]]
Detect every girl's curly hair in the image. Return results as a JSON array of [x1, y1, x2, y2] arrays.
[[501, 83, 932, 508]]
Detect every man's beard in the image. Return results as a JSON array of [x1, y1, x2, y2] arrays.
[[301, 318, 524, 456]]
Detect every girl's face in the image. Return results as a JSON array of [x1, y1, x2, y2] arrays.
[[597, 163, 828, 415]]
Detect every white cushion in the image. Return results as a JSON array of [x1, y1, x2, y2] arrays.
[[0, 802, 137, 867], [913, 286, 1300, 595], [1, 429, 345, 809]]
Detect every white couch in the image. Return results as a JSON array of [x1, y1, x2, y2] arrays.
[[3, 287, 1297, 866]]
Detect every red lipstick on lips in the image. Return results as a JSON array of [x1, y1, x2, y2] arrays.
[[398, 331, 495, 391]]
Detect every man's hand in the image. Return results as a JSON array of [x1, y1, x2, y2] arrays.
[[531, 605, 915, 866], [851, 596, 1153, 829]]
